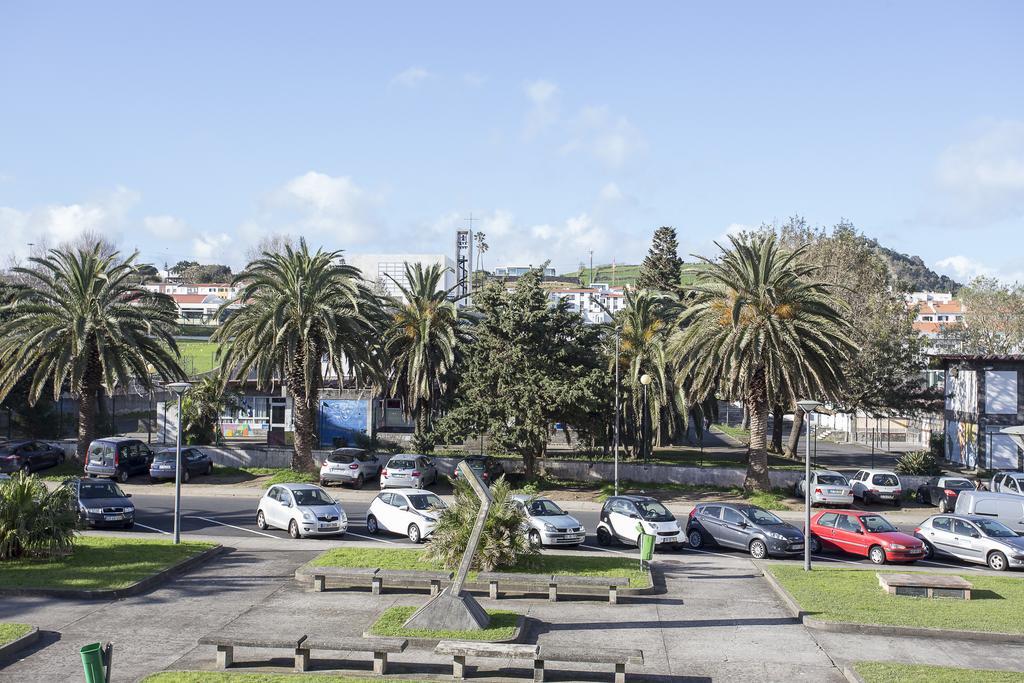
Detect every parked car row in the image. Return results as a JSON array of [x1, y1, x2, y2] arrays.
[[0, 440, 65, 475]]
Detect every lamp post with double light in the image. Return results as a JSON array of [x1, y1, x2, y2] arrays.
[[796, 399, 822, 571], [640, 374, 652, 466], [614, 325, 621, 496], [166, 382, 191, 544]]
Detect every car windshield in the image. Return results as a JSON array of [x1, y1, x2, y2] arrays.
[[328, 453, 354, 464], [527, 499, 564, 516], [292, 488, 335, 506], [408, 493, 445, 511], [976, 519, 1017, 537], [153, 452, 176, 462], [860, 515, 897, 533], [79, 481, 126, 499], [389, 459, 414, 470], [945, 479, 973, 489], [743, 508, 784, 525], [871, 474, 899, 487], [817, 474, 847, 486], [636, 501, 673, 521]]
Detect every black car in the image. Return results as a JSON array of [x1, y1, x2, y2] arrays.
[[84, 437, 154, 482], [915, 476, 976, 512], [452, 456, 504, 486], [67, 477, 135, 529], [149, 447, 214, 483], [686, 502, 805, 559], [0, 440, 66, 475]]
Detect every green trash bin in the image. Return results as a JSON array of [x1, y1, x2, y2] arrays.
[[80, 642, 105, 683], [639, 533, 655, 562]]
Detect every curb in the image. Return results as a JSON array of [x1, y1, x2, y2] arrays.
[[0, 627, 40, 663], [0, 544, 224, 600], [841, 665, 866, 683], [362, 614, 529, 648], [758, 564, 1024, 644]]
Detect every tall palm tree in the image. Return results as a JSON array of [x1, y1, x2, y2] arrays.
[[383, 263, 466, 451], [213, 240, 382, 471], [672, 233, 855, 491], [0, 245, 183, 459]]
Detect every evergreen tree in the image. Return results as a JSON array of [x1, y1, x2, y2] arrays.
[[636, 226, 684, 294]]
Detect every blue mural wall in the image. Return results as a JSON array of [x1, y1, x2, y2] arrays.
[[318, 399, 370, 448]]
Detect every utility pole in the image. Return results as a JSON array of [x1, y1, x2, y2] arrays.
[[589, 250, 594, 285]]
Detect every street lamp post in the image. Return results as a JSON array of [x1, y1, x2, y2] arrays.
[[166, 382, 192, 544], [614, 326, 621, 497], [796, 399, 822, 571], [640, 374, 652, 467]]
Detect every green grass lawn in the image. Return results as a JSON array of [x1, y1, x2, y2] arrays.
[[0, 623, 32, 646], [711, 423, 751, 444], [544, 444, 802, 470], [212, 466, 318, 486], [369, 606, 519, 641], [177, 340, 220, 376], [36, 460, 88, 481], [767, 566, 1024, 634], [309, 547, 651, 588], [854, 662, 1024, 683], [144, 674, 432, 683], [0, 535, 215, 590]]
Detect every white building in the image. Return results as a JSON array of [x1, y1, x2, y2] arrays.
[[548, 283, 626, 324], [493, 265, 557, 277], [341, 253, 457, 301], [145, 282, 242, 300]]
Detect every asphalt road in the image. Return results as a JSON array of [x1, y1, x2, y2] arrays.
[[115, 491, 1011, 575]]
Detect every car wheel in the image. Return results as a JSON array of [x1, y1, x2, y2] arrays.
[[916, 489, 926, 504], [596, 526, 612, 546], [749, 539, 768, 560], [183, 469, 191, 483], [118, 469, 128, 483], [408, 524, 422, 543], [288, 519, 301, 539], [59, 452, 66, 464], [256, 510, 268, 530], [528, 530, 542, 548], [21, 463, 31, 476], [205, 463, 213, 476], [938, 498, 949, 513], [869, 545, 887, 565], [354, 474, 364, 490], [688, 529, 704, 549], [366, 514, 379, 535], [921, 541, 934, 560], [988, 551, 1009, 572], [319, 480, 328, 487], [809, 535, 822, 554]]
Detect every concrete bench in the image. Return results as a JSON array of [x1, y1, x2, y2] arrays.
[[197, 633, 307, 670], [310, 567, 379, 593], [477, 572, 630, 603], [878, 573, 973, 600], [300, 636, 408, 674], [540, 645, 643, 683], [376, 569, 454, 596], [435, 641, 539, 681]]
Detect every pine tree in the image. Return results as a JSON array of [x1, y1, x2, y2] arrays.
[[636, 226, 684, 294]]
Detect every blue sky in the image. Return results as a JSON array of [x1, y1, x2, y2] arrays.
[[2, 2, 1023, 282]]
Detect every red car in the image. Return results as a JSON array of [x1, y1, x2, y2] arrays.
[[808, 510, 924, 565]]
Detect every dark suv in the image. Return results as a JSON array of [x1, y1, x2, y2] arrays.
[[0, 440, 66, 475], [452, 456, 504, 486], [687, 502, 804, 559], [84, 438, 154, 483]]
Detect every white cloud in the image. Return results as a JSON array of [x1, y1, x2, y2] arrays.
[[599, 182, 624, 202], [264, 171, 383, 244], [391, 66, 432, 88], [935, 120, 1024, 223], [935, 254, 992, 281], [143, 215, 186, 239], [192, 232, 233, 260], [562, 105, 645, 168], [523, 79, 560, 138]]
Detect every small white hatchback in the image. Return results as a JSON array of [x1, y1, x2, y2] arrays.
[[366, 488, 447, 543], [256, 483, 348, 539]]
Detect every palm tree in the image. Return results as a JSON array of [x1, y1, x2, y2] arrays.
[[672, 233, 855, 491], [383, 263, 466, 451], [213, 240, 382, 471], [0, 245, 183, 459]]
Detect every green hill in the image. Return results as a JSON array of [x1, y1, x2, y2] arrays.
[[562, 263, 702, 287]]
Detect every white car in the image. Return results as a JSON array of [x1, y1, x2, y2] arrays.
[[850, 469, 903, 505], [319, 448, 381, 489], [366, 488, 446, 543], [511, 494, 586, 547], [991, 472, 1024, 497], [380, 454, 438, 490], [596, 495, 684, 550], [256, 483, 347, 539], [794, 470, 854, 506]]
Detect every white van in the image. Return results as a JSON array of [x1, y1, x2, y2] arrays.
[[954, 492, 1024, 534]]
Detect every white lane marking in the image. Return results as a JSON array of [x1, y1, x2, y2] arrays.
[[580, 544, 632, 556], [918, 559, 985, 572], [346, 531, 400, 545], [134, 523, 170, 535], [683, 547, 747, 561], [190, 515, 278, 538]]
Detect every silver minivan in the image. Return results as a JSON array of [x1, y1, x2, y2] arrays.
[[954, 491, 1024, 534]]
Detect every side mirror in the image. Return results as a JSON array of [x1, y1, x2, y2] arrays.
[[400, 505, 410, 512], [739, 521, 748, 528], [629, 513, 640, 520], [125, 493, 132, 498], [855, 529, 863, 534], [971, 532, 981, 539]]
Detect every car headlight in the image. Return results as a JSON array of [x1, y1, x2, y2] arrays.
[[302, 511, 314, 522], [543, 523, 557, 532], [887, 543, 906, 550], [125, 506, 135, 513], [765, 531, 788, 541]]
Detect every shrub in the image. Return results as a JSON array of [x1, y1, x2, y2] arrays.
[[0, 472, 78, 560], [895, 450, 942, 476], [421, 475, 536, 572], [929, 431, 945, 459]]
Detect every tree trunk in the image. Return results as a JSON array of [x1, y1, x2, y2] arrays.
[[744, 368, 771, 492], [288, 352, 317, 472], [787, 404, 804, 458], [741, 404, 750, 430], [76, 350, 103, 461], [771, 402, 784, 453]]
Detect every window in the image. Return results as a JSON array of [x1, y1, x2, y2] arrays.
[[871, 474, 899, 487], [1008, 478, 1021, 493], [391, 494, 407, 508], [702, 505, 723, 519], [836, 515, 862, 533], [953, 520, 978, 537], [722, 508, 745, 525], [267, 487, 280, 501], [378, 492, 393, 506], [817, 513, 839, 528], [932, 517, 952, 532]]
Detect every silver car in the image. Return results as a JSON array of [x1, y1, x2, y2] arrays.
[[915, 514, 1024, 571], [511, 494, 586, 547], [793, 470, 854, 506], [990, 471, 1024, 497], [319, 448, 381, 489], [380, 454, 438, 490]]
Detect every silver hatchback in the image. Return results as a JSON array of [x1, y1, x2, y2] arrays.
[[380, 454, 438, 489], [915, 514, 1024, 571]]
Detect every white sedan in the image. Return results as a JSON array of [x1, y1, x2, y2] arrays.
[[366, 488, 446, 543], [256, 483, 348, 539]]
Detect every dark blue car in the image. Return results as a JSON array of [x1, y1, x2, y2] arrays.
[[149, 447, 214, 483]]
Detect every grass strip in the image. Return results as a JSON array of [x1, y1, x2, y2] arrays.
[[368, 606, 518, 641], [854, 662, 1024, 683], [0, 623, 32, 646]]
